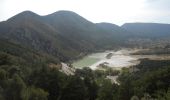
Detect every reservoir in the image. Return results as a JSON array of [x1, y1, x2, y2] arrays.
[[72, 48, 170, 70], [72, 49, 139, 70]]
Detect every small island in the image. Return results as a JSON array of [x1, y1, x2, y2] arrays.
[[106, 53, 113, 59]]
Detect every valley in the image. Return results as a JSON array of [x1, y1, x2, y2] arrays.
[[0, 10, 170, 100]]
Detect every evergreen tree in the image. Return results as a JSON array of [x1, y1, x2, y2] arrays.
[[59, 76, 88, 100]]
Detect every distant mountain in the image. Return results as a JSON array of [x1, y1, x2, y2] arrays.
[[122, 23, 170, 38], [0, 10, 127, 62], [96, 23, 126, 34], [96, 23, 132, 37], [43, 11, 118, 49]]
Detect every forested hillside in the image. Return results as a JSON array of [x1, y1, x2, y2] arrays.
[[0, 11, 130, 62]]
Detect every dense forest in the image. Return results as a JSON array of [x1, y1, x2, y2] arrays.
[[0, 39, 170, 100]]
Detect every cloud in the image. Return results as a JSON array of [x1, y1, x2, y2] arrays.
[[145, 0, 170, 9], [146, 0, 159, 2]]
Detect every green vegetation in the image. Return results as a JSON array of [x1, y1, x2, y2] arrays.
[[117, 59, 170, 100], [1, 44, 169, 100]]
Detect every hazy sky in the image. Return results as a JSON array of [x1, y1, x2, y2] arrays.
[[0, 0, 170, 25]]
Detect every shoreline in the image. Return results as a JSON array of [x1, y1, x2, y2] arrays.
[[72, 48, 140, 70], [72, 48, 170, 70]]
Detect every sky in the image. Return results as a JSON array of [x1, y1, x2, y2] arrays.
[[0, 0, 170, 25]]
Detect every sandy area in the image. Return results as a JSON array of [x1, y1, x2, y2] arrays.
[[73, 48, 170, 70]]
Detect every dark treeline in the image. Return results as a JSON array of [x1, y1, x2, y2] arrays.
[[1, 45, 170, 100]]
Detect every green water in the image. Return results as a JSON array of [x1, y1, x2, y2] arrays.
[[72, 56, 99, 68]]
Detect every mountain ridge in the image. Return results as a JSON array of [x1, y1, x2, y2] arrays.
[[0, 10, 126, 62], [122, 22, 170, 37], [1, 10, 170, 62]]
